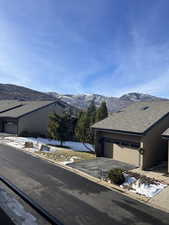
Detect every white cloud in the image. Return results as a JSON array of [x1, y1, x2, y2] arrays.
[[0, 0, 169, 98], [88, 27, 169, 97]]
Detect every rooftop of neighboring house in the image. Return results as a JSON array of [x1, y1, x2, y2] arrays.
[[0, 100, 57, 118], [92, 101, 169, 135]]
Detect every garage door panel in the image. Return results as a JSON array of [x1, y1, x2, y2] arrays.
[[113, 144, 139, 166], [5, 122, 17, 134], [104, 142, 113, 158]]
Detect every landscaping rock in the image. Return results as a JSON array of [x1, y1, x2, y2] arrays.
[[24, 142, 34, 148]]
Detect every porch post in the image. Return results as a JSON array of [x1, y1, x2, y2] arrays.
[[139, 141, 144, 170]]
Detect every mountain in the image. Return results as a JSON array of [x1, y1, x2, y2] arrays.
[[0, 84, 77, 113], [0, 84, 56, 101], [119, 92, 161, 102], [0, 84, 166, 113], [48, 92, 167, 113]]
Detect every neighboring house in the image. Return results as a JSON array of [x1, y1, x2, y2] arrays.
[[0, 100, 65, 136], [92, 101, 169, 172]]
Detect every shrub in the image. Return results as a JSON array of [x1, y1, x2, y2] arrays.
[[108, 168, 125, 185]]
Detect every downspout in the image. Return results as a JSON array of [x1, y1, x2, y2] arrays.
[[17, 119, 19, 136]]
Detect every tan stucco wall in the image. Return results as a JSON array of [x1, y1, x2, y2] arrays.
[[142, 115, 169, 169], [18, 102, 64, 136]]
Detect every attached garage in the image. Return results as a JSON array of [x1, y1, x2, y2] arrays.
[[4, 122, 17, 134], [103, 139, 140, 166]]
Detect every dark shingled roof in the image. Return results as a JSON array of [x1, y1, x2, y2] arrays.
[[92, 101, 169, 134], [0, 100, 57, 118]]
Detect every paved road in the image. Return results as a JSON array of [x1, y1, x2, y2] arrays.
[[0, 207, 15, 225], [0, 144, 169, 225]]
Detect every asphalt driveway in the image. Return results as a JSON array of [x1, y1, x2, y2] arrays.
[[69, 157, 137, 179], [0, 144, 168, 225]]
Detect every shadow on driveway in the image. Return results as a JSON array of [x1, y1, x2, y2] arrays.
[[68, 157, 137, 179]]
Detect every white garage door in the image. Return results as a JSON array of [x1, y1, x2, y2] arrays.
[[4, 122, 17, 134], [113, 144, 140, 166]]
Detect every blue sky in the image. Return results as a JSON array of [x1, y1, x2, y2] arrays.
[[0, 0, 169, 97]]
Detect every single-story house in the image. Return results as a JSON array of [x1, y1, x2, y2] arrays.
[[92, 101, 169, 172], [0, 100, 65, 136]]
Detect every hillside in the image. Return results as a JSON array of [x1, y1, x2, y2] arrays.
[[0, 84, 55, 101], [0, 84, 78, 113]]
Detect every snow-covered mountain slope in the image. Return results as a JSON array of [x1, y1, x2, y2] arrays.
[[120, 92, 161, 101], [48, 92, 167, 113]]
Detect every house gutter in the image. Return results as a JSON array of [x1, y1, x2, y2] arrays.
[[92, 127, 144, 137]]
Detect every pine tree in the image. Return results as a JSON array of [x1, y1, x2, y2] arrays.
[[87, 100, 97, 125], [77, 101, 96, 142], [95, 101, 108, 122], [48, 112, 71, 146], [75, 101, 97, 151], [75, 111, 88, 143]]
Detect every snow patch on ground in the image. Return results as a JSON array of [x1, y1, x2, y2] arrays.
[[120, 174, 167, 198], [60, 156, 81, 165], [0, 136, 94, 153], [0, 189, 37, 225]]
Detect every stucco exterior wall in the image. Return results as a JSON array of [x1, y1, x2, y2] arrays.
[[18, 102, 64, 136], [142, 115, 169, 169]]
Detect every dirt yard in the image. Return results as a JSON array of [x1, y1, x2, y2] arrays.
[[36, 149, 96, 164]]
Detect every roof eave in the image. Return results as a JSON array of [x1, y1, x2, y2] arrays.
[[143, 112, 169, 135], [17, 100, 58, 119], [92, 127, 144, 137], [92, 111, 169, 137]]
